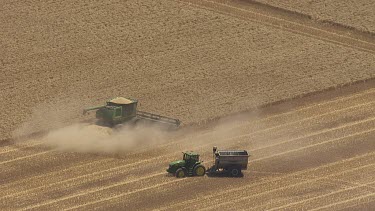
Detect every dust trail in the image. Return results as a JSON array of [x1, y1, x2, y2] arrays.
[[42, 123, 169, 154], [43, 108, 263, 154], [10, 96, 95, 141]]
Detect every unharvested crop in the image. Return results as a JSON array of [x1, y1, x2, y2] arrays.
[[1, 0, 375, 140]]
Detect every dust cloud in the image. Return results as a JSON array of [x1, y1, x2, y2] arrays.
[[11, 94, 265, 155], [167, 109, 264, 153], [42, 109, 263, 155], [11, 95, 95, 141], [42, 123, 169, 154]]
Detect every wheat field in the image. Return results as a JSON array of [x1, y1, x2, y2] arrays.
[[1, 0, 375, 210], [1, 0, 374, 140]]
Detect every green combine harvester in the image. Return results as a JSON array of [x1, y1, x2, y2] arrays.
[[83, 97, 180, 128]]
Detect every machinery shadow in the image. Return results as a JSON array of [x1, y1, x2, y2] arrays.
[[206, 172, 244, 178]]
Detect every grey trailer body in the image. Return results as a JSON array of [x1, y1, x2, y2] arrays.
[[208, 147, 249, 176]]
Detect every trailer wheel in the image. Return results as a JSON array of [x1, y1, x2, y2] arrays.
[[230, 168, 240, 177], [193, 165, 206, 176], [175, 168, 186, 178]]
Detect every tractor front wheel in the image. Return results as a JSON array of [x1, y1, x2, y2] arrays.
[[193, 164, 206, 176], [175, 168, 186, 178]]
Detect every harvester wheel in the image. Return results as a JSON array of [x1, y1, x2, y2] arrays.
[[114, 124, 125, 130], [131, 119, 140, 127], [230, 168, 241, 177], [193, 164, 206, 176], [175, 168, 186, 178]]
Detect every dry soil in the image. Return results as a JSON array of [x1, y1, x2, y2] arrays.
[[0, 78, 374, 210]]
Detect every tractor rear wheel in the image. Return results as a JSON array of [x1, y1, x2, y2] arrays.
[[175, 168, 186, 178], [193, 164, 206, 176]]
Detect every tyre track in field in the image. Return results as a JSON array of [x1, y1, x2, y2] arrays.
[[7, 113, 374, 210], [310, 192, 375, 211], [1, 89, 372, 170], [249, 116, 375, 162], [218, 101, 375, 157], [2, 97, 373, 203], [2, 94, 374, 205], [227, 88, 375, 134], [218, 100, 375, 147], [0, 153, 170, 202], [4, 115, 374, 208], [203, 140, 375, 210], [58, 156, 375, 210], [153, 105, 374, 211], [0, 94, 366, 190], [0, 141, 45, 155], [18, 172, 168, 211], [250, 115, 375, 156], [4, 83, 371, 162], [266, 181, 375, 211], [121, 152, 375, 211], [1, 86, 373, 158], [64, 178, 191, 211], [176, 0, 375, 54], [37, 109, 375, 210], [0, 159, 112, 199], [251, 126, 375, 163], [249, 169, 375, 211], [228, 149, 375, 210], [2, 86, 374, 209], [198, 158, 375, 210], [233, 167, 375, 211], [5, 122, 375, 209]]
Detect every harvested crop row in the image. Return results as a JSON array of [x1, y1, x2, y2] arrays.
[[1, 85, 374, 210], [252, 0, 375, 34]]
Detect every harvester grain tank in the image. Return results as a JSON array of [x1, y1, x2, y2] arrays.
[[166, 151, 206, 178], [83, 97, 180, 128], [207, 146, 249, 176]]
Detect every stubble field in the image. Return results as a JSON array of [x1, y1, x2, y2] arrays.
[[1, 0, 375, 210], [1, 78, 374, 210]]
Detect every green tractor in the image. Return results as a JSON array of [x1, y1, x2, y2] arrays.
[[166, 151, 206, 178], [83, 97, 180, 128]]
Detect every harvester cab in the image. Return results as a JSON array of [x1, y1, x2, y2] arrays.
[[83, 97, 138, 126], [83, 97, 181, 128], [167, 151, 206, 178]]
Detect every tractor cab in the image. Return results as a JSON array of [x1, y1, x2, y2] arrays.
[[183, 151, 199, 161]]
